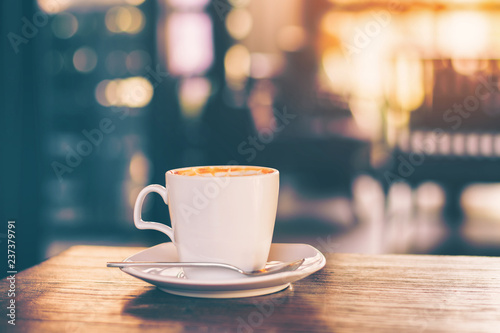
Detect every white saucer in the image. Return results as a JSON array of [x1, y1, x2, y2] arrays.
[[119, 243, 326, 298]]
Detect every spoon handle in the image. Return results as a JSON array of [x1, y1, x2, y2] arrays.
[[107, 261, 242, 273]]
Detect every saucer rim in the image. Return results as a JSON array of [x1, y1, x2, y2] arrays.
[[120, 242, 326, 288]]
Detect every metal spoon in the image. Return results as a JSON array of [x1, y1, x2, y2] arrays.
[[107, 258, 305, 276]]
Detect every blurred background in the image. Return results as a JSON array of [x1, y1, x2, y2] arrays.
[[3, 0, 500, 272]]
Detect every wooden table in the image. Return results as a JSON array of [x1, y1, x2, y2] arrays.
[[1, 245, 500, 332]]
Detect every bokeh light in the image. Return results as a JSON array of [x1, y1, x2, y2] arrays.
[[95, 77, 154, 108], [167, 13, 213, 76], [95, 80, 111, 107], [393, 52, 425, 113], [105, 80, 119, 106], [120, 77, 153, 107], [51, 13, 78, 39], [437, 11, 489, 58], [224, 44, 250, 83], [105, 6, 145, 34], [129, 152, 150, 184], [179, 77, 212, 118], [226, 8, 252, 40], [73, 47, 97, 73], [37, 0, 71, 14]]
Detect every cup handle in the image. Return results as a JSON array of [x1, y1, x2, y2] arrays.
[[133, 184, 174, 242]]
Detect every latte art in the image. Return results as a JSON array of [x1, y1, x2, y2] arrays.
[[169, 166, 275, 177]]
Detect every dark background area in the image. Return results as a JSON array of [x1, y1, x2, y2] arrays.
[[3, 0, 500, 275]]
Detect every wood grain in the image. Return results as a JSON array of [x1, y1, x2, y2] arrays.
[[1, 245, 500, 332]]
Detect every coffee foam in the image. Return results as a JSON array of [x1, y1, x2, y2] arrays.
[[170, 166, 275, 177]]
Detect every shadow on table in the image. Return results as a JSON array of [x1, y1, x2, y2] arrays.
[[121, 286, 333, 331]]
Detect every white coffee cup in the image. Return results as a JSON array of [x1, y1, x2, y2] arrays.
[[133, 165, 279, 279]]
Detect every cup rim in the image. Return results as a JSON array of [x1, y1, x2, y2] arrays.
[[166, 165, 279, 178]]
